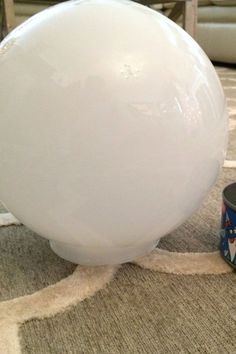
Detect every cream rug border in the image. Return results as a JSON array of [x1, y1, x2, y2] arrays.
[[0, 249, 232, 354]]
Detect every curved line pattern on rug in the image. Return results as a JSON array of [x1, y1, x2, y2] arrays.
[[0, 233, 233, 354], [224, 160, 236, 168], [0, 265, 118, 354], [134, 248, 233, 274]]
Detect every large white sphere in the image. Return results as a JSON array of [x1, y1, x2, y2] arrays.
[[0, 0, 228, 265]]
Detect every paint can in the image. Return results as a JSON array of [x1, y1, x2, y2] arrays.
[[220, 182, 236, 268]]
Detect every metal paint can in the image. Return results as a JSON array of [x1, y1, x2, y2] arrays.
[[220, 182, 236, 268]]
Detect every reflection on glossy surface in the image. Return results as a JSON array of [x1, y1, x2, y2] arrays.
[[0, 0, 228, 265]]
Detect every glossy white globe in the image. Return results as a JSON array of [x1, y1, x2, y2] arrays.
[[0, 0, 228, 265]]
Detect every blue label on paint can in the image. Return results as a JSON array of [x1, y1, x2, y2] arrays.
[[220, 202, 236, 268]]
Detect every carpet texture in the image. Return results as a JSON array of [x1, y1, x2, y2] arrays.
[[0, 66, 235, 354]]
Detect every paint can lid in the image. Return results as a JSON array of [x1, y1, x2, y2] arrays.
[[223, 182, 236, 211]]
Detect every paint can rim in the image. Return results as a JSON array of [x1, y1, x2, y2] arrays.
[[223, 182, 236, 211]]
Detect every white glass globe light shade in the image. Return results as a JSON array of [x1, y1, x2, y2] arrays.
[[0, 0, 228, 265]]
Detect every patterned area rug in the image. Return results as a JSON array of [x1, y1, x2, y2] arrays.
[[0, 66, 235, 354]]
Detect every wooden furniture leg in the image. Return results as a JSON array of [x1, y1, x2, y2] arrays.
[[1, 0, 15, 38], [183, 0, 198, 38]]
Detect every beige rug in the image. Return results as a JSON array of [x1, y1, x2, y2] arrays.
[[0, 66, 235, 354]]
